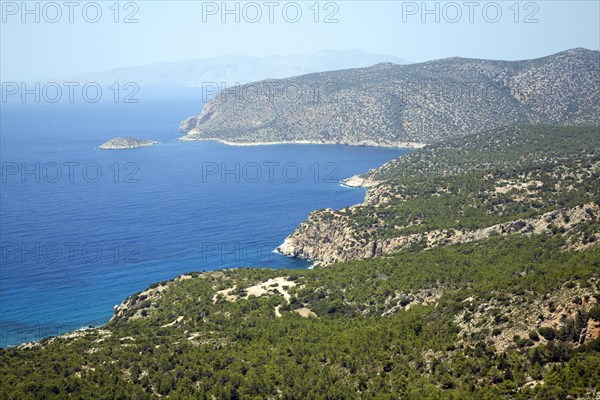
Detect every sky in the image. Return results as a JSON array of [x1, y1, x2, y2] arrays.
[[1, 0, 599, 81]]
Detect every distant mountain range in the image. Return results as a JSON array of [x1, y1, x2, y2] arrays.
[[64, 50, 410, 87], [179, 48, 600, 146]]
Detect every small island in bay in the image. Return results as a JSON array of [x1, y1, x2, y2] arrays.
[[98, 137, 158, 150]]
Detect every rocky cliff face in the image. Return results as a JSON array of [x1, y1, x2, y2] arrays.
[[278, 203, 600, 266], [277, 209, 370, 264], [180, 48, 599, 145], [277, 125, 600, 266]]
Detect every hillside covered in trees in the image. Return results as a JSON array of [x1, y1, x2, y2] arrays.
[[278, 125, 600, 265], [1, 124, 599, 399], [180, 48, 599, 146]]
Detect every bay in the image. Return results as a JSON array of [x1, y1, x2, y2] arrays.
[[0, 88, 409, 347]]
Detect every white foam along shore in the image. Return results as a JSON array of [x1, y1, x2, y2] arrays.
[[179, 135, 426, 149]]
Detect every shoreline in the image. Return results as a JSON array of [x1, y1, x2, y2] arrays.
[[180, 135, 426, 149], [7, 138, 408, 348], [7, 260, 315, 349]]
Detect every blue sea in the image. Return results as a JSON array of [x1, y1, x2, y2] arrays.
[[0, 87, 409, 347]]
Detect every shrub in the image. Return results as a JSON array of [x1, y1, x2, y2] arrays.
[[517, 338, 534, 348], [589, 306, 600, 321], [494, 314, 509, 324], [538, 326, 557, 341], [399, 297, 412, 307]]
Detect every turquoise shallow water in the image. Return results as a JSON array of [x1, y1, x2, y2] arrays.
[[0, 88, 410, 347]]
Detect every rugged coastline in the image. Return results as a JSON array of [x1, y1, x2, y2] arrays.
[[3, 123, 599, 398], [277, 125, 600, 266], [277, 202, 600, 266]]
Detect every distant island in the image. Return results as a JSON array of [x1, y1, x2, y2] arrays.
[[98, 137, 158, 150]]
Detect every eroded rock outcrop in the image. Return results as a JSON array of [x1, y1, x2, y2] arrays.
[[278, 202, 600, 266]]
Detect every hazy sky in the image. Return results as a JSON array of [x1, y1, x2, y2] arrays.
[[1, 0, 599, 81]]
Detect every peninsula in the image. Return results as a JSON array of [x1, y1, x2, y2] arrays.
[[180, 48, 599, 146]]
